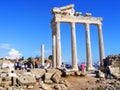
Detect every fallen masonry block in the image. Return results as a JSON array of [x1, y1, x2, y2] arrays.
[[18, 75, 36, 86]]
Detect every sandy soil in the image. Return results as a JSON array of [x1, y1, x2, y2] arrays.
[[61, 75, 120, 90]]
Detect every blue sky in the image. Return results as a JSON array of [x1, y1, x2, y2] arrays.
[[0, 0, 120, 64]]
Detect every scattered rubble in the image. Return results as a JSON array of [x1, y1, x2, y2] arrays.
[[0, 54, 119, 89]]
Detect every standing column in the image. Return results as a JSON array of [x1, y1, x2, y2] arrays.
[[52, 34, 56, 68], [71, 22, 78, 70], [97, 24, 105, 67], [41, 44, 44, 67], [56, 22, 62, 68], [85, 23, 93, 70]]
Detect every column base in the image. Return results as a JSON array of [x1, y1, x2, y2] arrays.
[[87, 66, 95, 71], [72, 65, 78, 71]]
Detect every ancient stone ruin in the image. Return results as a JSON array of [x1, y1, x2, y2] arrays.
[[0, 4, 119, 90], [51, 4, 105, 70]]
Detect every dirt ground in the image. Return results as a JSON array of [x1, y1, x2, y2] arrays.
[[61, 75, 120, 90]]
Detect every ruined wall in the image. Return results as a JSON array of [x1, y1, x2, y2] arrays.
[[106, 54, 120, 67]]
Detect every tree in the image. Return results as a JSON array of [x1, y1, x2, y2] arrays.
[[48, 55, 53, 60]]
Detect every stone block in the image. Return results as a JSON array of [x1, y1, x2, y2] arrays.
[[0, 78, 2, 85], [18, 75, 36, 85], [54, 84, 67, 90], [95, 70, 104, 78], [27, 85, 34, 89], [75, 71, 81, 76], [80, 71, 87, 77], [45, 73, 53, 80], [59, 80, 70, 87], [31, 69, 46, 79], [47, 69, 62, 76], [1, 81, 11, 87], [69, 71, 75, 76], [111, 67, 120, 74], [41, 83, 52, 90], [44, 79, 53, 84], [52, 72, 61, 83]]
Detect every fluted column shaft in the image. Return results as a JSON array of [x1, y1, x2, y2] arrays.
[[41, 44, 44, 66], [71, 22, 78, 70], [56, 22, 62, 68], [52, 34, 56, 68], [98, 24, 105, 66], [85, 23, 92, 70]]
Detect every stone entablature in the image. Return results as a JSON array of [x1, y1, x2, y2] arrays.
[[52, 16, 102, 24], [51, 4, 102, 24]]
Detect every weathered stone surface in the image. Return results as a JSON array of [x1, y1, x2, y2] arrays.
[[47, 69, 62, 76], [18, 75, 36, 85], [41, 83, 52, 90], [52, 72, 61, 83], [1, 81, 11, 87], [75, 71, 81, 76], [0, 73, 8, 78], [69, 71, 75, 76], [80, 71, 87, 77], [0, 87, 3, 90], [31, 69, 46, 79], [59, 80, 70, 87], [44, 79, 53, 84], [44, 73, 53, 84], [104, 54, 120, 67], [95, 70, 104, 78], [27, 85, 34, 89], [45, 73, 53, 80], [54, 84, 61, 90], [0, 78, 2, 85], [54, 84, 67, 90]]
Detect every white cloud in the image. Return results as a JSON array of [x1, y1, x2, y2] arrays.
[[0, 43, 11, 50], [5, 48, 22, 59]]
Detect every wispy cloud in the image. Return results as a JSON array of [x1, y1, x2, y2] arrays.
[[0, 43, 11, 50]]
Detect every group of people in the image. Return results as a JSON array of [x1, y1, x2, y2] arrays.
[[14, 60, 38, 70]]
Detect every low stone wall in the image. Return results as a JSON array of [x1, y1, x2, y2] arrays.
[[111, 67, 120, 74]]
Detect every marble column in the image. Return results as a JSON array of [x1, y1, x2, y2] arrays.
[[97, 24, 105, 66], [52, 34, 56, 68], [41, 44, 44, 66], [56, 22, 62, 68], [85, 23, 92, 70], [71, 22, 78, 70]]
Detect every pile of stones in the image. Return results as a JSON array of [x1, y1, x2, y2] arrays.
[[0, 68, 86, 90], [106, 54, 120, 67]]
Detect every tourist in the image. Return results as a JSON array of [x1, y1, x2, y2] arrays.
[[61, 62, 65, 68], [9, 70, 18, 86], [35, 62, 38, 68], [104, 59, 112, 79], [105, 65, 112, 79], [80, 63, 85, 72]]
